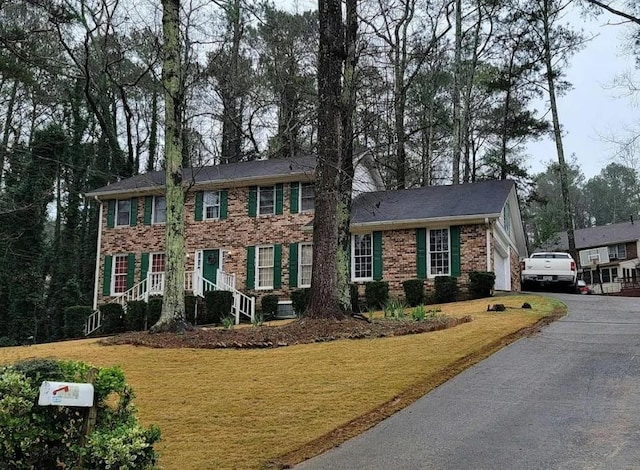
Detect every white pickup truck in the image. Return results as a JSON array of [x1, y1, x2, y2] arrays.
[[520, 252, 577, 290]]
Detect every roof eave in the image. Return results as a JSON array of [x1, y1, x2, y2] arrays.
[[350, 213, 500, 232]]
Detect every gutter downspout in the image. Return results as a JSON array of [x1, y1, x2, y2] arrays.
[[92, 197, 104, 310], [485, 217, 491, 272]]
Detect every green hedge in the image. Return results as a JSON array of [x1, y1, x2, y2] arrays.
[[365, 281, 389, 310], [147, 297, 163, 328], [204, 291, 233, 324], [63, 306, 93, 339], [433, 276, 458, 304], [184, 294, 197, 324], [468, 271, 496, 299], [291, 289, 310, 317], [100, 303, 125, 334], [402, 279, 424, 307], [125, 301, 147, 332], [261, 295, 279, 319], [350, 284, 360, 313]]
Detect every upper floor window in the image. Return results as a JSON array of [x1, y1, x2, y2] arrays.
[[608, 244, 627, 260], [258, 186, 275, 215], [116, 200, 131, 226], [204, 191, 221, 220], [501, 202, 511, 235], [352, 233, 373, 281], [256, 245, 275, 289], [153, 196, 166, 224], [299, 243, 313, 287], [112, 254, 129, 294], [429, 228, 450, 276], [300, 183, 315, 212]]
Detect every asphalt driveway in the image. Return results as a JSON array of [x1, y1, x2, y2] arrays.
[[296, 294, 640, 470]]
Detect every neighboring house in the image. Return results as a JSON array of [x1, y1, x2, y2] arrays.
[[85, 153, 527, 332], [539, 221, 640, 294]]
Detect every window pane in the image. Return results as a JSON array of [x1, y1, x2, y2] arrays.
[[301, 183, 315, 211], [429, 229, 450, 275], [257, 246, 274, 288], [151, 253, 165, 272], [353, 234, 372, 279], [113, 255, 128, 293], [602, 268, 611, 283], [300, 244, 313, 286], [116, 200, 130, 226], [154, 196, 166, 223], [259, 187, 275, 215], [204, 191, 220, 219]]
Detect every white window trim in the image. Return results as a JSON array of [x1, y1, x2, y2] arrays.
[[150, 252, 166, 273], [111, 254, 128, 295], [203, 190, 221, 221], [257, 186, 276, 216], [351, 233, 373, 282], [427, 227, 451, 278], [256, 245, 275, 290], [152, 196, 166, 225], [299, 182, 315, 213], [299, 242, 313, 288], [115, 200, 131, 227]]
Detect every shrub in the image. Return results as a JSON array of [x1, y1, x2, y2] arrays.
[[261, 294, 279, 319], [384, 299, 406, 320], [184, 295, 197, 324], [468, 271, 496, 299], [63, 306, 93, 339], [146, 297, 163, 328], [412, 305, 426, 321], [204, 291, 233, 324], [365, 281, 389, 310], [433, 276, 459, 303], [291, 289, 311, 317], [100, 303, 125, 334], [402, 279, 424, 307], [0, 358, 160, 469], [125, 301, 147, 332], [350, 284, 360, 313]]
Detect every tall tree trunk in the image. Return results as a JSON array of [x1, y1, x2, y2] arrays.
[[152, 0, 188, 333], [307, 0, 344, 320], [0, 80, 18, 186], [452, 0, 462, 184], [148, 91, 158, 172], [541, 0, 576, 262]]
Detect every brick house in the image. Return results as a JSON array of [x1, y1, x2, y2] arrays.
[[85, 154, 527, 328]]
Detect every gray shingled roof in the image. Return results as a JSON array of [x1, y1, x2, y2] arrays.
[[542, 221, 640, 251], [351, 179, 514, 225], [86, 155, 317, 197]]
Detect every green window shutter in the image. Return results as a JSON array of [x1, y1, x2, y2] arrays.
[[103, 255, 113, 296], [129, 198, 138, 226], [289, 243, 299, 288], [220, 190, 228, 219], [290, 183, 299, 214], [248, 186, 257, 217], [127, 253, 136, 288], [195, 191, 203, 221], [373, 231, 383, 281], [276, 183, 284, 215], [246, 246, 255, 289], [144, 197, 153, 225], [107, 200, 115, 228], [274, 244, 282, 288], [450, 226, 461, 277], [416, 228, 427, 279], [140, 252, 149, 282]]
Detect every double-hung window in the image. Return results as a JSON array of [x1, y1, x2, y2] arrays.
[[257, 245, 275, 289], [204, 191, 221, 220], [153, 196, 166, 224], [116, 200, 131, 227], [299, 243, 313, 287], [429, 228, 450, 276], [608, 244, 627, 260], [149, 253, 165, 292], [258, 186, 275, 215], [352, 234, 373, 280], [300, 183, 315, 212], [112, 254, 129, 294]]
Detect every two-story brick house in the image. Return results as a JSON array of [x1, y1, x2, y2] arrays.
[[86, 153, 527, 329]]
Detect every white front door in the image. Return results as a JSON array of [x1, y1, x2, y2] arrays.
[[494, 250, 511, 291]]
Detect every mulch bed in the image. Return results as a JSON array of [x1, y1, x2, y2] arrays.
[[100, 315, 473, 349]]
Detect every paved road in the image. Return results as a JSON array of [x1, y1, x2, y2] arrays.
[[296, 294, 640, 470]]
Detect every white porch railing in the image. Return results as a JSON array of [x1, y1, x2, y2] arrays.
[[86, 268, 254, 334]]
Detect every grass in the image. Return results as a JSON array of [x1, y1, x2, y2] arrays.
[[0, 294, 564, 470]]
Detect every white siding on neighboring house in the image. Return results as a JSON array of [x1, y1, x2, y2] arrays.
[[352, 153, 384, 196]]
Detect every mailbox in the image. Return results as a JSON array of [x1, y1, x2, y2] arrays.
[[38, 381, 95, 407]]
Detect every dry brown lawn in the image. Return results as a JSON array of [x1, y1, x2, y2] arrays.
[[0, 294, 564, 470]]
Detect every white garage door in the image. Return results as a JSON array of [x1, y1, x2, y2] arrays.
[[494, 250, 510, 291]]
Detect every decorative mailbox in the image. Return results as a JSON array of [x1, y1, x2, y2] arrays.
[[38, 381, 95, 407]]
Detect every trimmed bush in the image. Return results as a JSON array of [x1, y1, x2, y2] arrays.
[[184, 295, 197, 324], [291, 289, 310, 317], [1, 358, 160, 469], [350, 284, 360, 313], [468, 271, 496, 299], [63, 306, 93, 338], [402, 279, 424, 307], [125, 301, 147, 332], [100, 303, 125, 334], [147, 297, 163, 328], [433, 276, 459, 303], [204, 291, 233, 324], [261, 294, 279, 319], [365, 281, 389, 310]]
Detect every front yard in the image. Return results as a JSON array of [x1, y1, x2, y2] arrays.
[[0, 294, 564, 470]]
